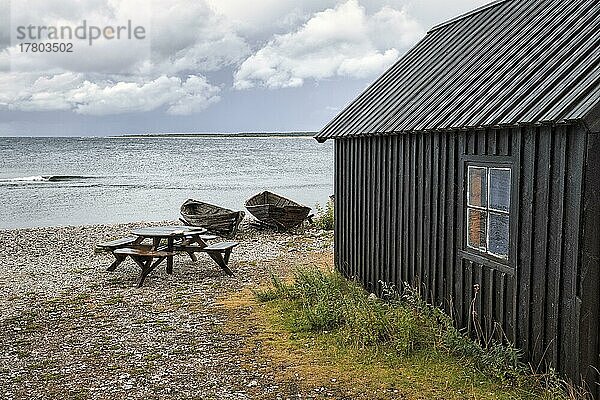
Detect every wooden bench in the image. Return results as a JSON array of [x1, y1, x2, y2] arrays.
[[172, 241, 238, 276], [96, 236, 139, 250], [199, 234, 218, 241], [202, 242, 238, 276], [97, 237, 146, 272], [113, 247, 175, 287]]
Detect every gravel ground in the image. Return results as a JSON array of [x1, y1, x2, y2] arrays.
[[0, 220, 333, 400]]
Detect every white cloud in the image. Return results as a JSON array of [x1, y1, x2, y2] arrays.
[[7, 0, 249, 76], [1, 0, 428, 115], [0, 72, 220, 115], [206, 0, 337, 38], [1, 0, 240, 115], [233, 0, 424, 89], [145, 0, 250, 74]]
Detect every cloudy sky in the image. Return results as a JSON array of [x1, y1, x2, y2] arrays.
[[0, 0, 489, 136]]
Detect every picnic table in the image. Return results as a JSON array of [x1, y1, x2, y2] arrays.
[[97, 225, 238, 287], [131, 226, 207, 273]]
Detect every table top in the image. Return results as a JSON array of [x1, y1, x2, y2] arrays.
[[131, 225, 207, 237]]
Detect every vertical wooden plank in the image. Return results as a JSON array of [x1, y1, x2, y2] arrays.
[[347, 140, 352, 277], [560, 125, 585, 380], [380, 137, 385, 290], [474, 264, 483, 339], [384, 136, 391, 286], [439, 133, 448, 307], [348, 140, 354, 276], [366, 138, 373, 289], [370, 138, 378, 291], [465, 260, 475, 335], [454, 132, 465, 326], [410, 133, 417, 284], [416, 133, 424, 292], [380, 137, 387, 288], [397, 134, 405, 287], [340, 139, 344, 276], [403, 133, 410, 284], [357, 138, 363, 282], [487, 128, 498, 155], [506, 128, 521, 343], [383, 137, 389, 286], [478, 129, 487, 155], [345, 140, 351, 276], [365, 137, 376, 291], [517, 126, 535, 358], [496, 272, 506, 340], [423, 132, 432, 301], [545, 126, 566, 368], [578, 129, 600, 390], [373, 137, 380, 292], [432, 132, 441, 304], [531, 126, 552, 365], [484, 267, 494, 339], [497, 128, 511, 156], [375, 137, 382, 291], [390, 136, 398, 287], [353, 139, 358, 281], [505, 273, 516, 343], [343, 140, 349, 276], [467, 130, 476, 155], [334, 141, 340, 273]]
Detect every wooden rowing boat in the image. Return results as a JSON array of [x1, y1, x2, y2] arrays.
[[179, 199, 245, 238], [245, 191, 311, 230]]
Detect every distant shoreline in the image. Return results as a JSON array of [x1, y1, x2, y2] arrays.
[[110, 131, 317, 138]]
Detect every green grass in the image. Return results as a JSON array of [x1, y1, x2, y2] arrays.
[[314, 200, 334, 231], [254, 266, 568, 399]]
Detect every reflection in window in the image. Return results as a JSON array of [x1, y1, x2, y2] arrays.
[[467, 208, 487, 251], [468, 167, 487, 208], [466, 165, 511, 260]]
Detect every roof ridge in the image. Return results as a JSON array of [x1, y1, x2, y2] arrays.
[[429, 0, 515, 33]]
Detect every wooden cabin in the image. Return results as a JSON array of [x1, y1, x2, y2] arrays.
[[315, 0, 600, 392]]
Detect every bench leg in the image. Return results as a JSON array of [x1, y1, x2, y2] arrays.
[[187, 251, 198, 262], [132, 256, 164, 287], [224, 249, 232, 265], [107, 253, 127, 272], [166, 238, 174, 274], [206, 251, 234, 276], [182, 236, 208, 262]]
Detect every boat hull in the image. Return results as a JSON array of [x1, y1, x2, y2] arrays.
[[180, 199, 245, 238], [245, 191, 311, 230]]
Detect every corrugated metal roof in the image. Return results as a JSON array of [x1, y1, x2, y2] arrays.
[[315, 0, 600, 142]]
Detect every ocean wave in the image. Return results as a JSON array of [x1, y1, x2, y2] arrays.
[[0, 175, 94, 183]]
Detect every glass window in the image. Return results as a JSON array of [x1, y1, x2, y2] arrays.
[[466, 165, 511, 261], [467, 208, 487, 251], [468, 167, 487, 208], [489, 168, 511, 212], [488, 212, 510, 258]]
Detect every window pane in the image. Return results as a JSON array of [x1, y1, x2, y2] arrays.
[[467, 208, 487, 251], [468, 167, 487, 208], [488, 212, 509, 259], [489, 168, 511, 212]]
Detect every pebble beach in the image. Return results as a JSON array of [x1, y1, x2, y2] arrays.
[[0, 220, 334, 399]]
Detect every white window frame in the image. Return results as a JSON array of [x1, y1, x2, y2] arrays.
[[466, 165, 511, 260]]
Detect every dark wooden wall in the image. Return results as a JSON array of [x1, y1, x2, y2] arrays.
[[333, 123, 599, 392]]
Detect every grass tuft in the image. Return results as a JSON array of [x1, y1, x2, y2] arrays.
[[256, 266, 569, 398]]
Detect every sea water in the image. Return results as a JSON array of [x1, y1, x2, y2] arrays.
[[0, 136, 334, 229]]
